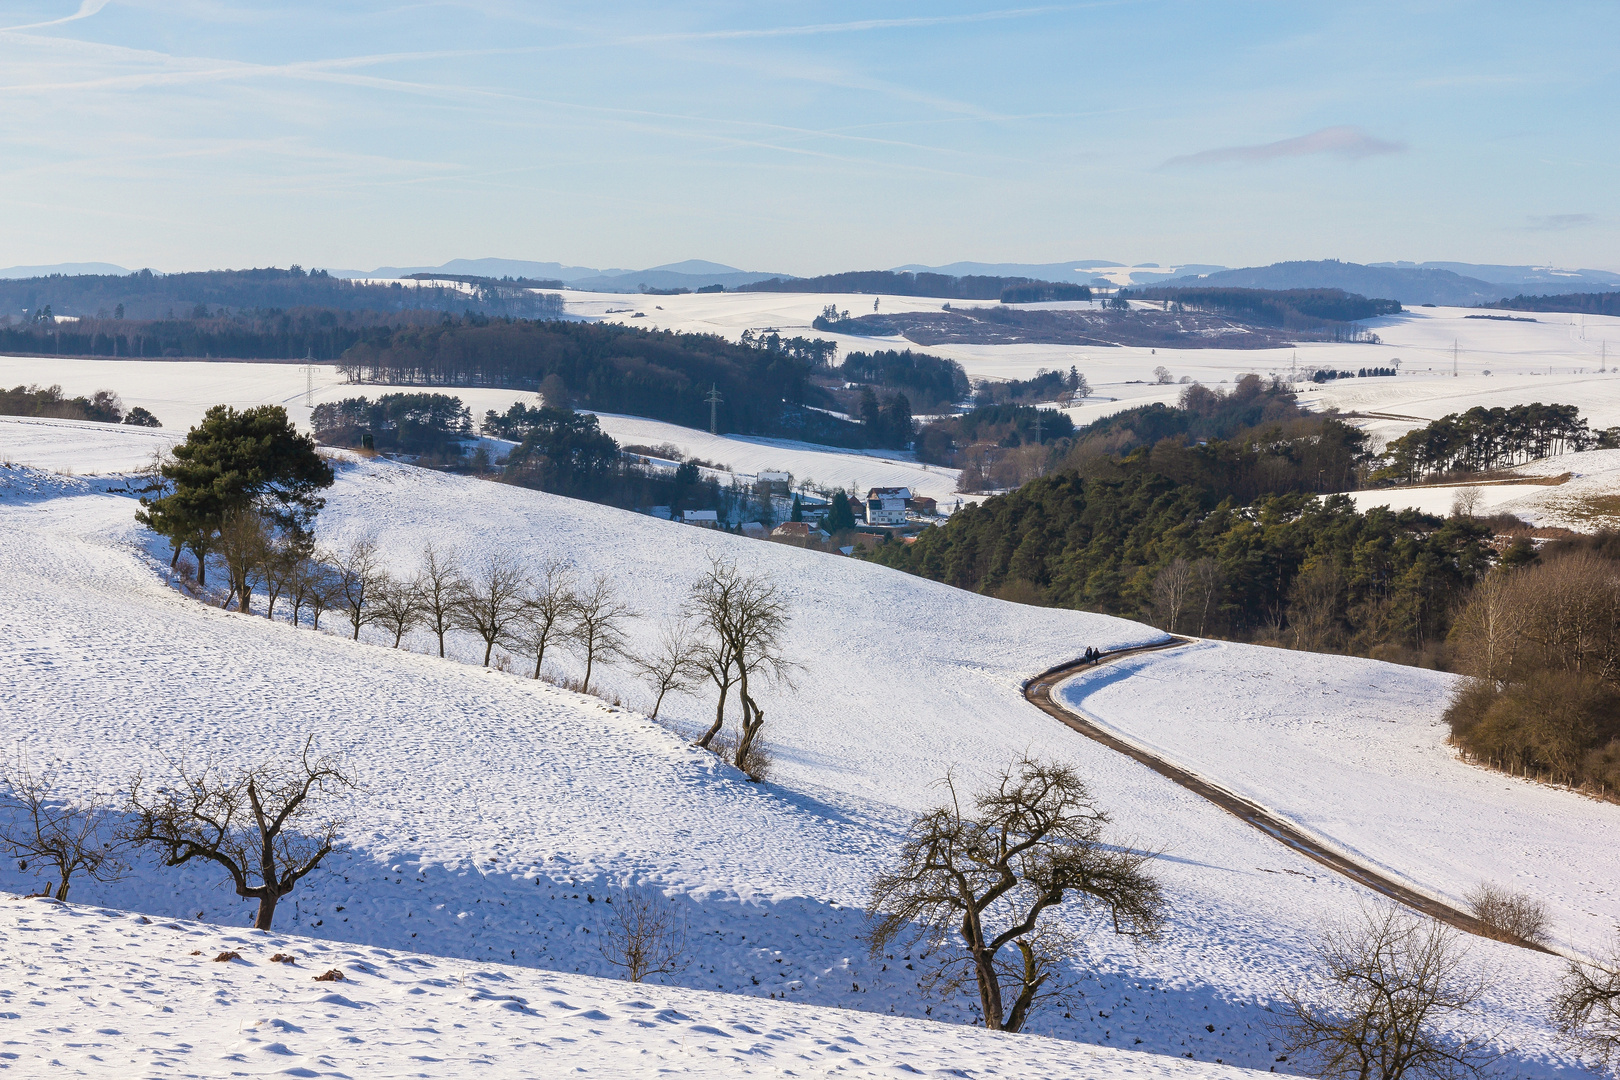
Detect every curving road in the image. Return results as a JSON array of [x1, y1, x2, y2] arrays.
[[1025, 641, 1553, 954]]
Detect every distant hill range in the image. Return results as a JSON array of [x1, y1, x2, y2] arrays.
[[329, 258, 792, 293], [4, 256, 1615, 304], [1155, 259, 1620, 307]]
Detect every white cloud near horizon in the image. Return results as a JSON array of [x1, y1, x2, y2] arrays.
[[1162, 125, 1407, 168]]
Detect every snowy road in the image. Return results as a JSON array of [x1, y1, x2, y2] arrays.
[[1027, 646, 1552, 952]]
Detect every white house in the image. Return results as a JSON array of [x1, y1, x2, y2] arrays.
[[683, 509, 719, 527], [865, 486, 911, 526]]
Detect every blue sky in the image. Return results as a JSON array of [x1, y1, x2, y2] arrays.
[[2, 0, 1615, 274]]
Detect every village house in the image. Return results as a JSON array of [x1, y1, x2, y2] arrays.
[[864, 486, 910, 526]]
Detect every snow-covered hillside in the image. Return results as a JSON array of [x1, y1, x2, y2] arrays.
[[1059, 640, 1620, 955], [0, 895, 1272, 1078], [0, 418, 1600, 1075]]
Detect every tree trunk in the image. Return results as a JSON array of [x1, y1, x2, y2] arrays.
[[484, 637, 496, 667], [436, 627, 446, 658], [254, 892, 278, 931], [696, 678, 730, 748], [582, 647, 594, 693]]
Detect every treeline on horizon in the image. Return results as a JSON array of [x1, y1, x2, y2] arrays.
[[0, 266, 564, 321], [1485, 292, 1620, 317], [335, 317, 884, 448], [738, 269, 1090, 302], [0, 307, 445, 361], [1123, 286, 1403, 328]]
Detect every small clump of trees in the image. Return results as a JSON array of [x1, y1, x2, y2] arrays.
[[866, 755, 1163, 1033], [1445, 551, 1620, 793], [0, 383, 159, 426], [137, 404, 334, 588]]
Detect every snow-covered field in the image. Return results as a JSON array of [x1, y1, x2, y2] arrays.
[[0, 417, 1603, 1077], [1346, 448, 1620, 530]]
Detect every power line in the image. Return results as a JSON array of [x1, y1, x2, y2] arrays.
[[706, 383, 722, 435]]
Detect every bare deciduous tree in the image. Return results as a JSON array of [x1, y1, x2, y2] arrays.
[[305, 558, 336, 631], [128, 737, 357, 931], [635, 617, 703, 719], [1192, 556, 1224, 637], [1555, 950, 1620, 1067], [1150, 557, 1193, 633], [1276, 904, 1498, 1080], [1290, 558, 1345, 651], [371, 574, 423, 648], [509, 560, 576, 679], [0, 758, 129, 900], [260, 533, 308, 621], [597, 886, 689, 983], [867, 756, 1164, 1033], [217, 509, 269, 613], [414, 544, 464, 658], [453, 552, 528, 666], [333, 538, 385, 641], [687, 558, 792, 770], [570, 574, 635, 694]]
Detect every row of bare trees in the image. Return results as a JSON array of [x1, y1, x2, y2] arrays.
[[0, 739, 354, 931], [206, 531, 795, 776]]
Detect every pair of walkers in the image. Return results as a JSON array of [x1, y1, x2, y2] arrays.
[[1082, 645, 1104, 665]]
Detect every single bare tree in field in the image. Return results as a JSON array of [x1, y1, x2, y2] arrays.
[[510, 560, 576, 679], [598, 886, 689, 983], [371, 574, 424, 647], [0, 758, 129, 901], [453, 552, 528, 666], [1276, 904, 1498, 1080], [333, 539, 385, 641], [867, 756, 1163, 1034], [570, 574, 635, 694], [1150, 557, 1192, 633], [414, 544, 464, 658], [128, 737, 357, 931], [635, 617, 703, 719]]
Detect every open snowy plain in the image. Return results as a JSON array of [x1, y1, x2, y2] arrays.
[[0, 416, 1609, 1077]]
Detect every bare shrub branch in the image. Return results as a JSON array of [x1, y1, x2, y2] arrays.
[[1464, 881, 1550, 945], [598, 886, 689, 983], [1555, 948, 1620, 1067]]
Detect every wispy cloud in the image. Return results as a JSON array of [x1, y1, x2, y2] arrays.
[[0, 0, 110, 34], [1525, 213, 1596, 232], [1162, 125, 1406, 168]]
